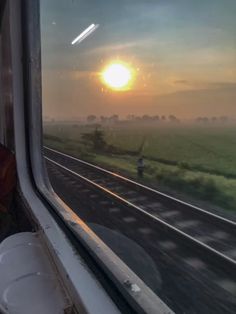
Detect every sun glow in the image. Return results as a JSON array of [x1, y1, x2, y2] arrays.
[[101, 62, 133, 90]]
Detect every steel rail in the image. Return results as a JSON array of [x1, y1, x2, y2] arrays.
[[44, 146, 236, 230], [45, 155, 236, 275]]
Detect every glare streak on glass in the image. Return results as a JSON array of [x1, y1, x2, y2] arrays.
[[71, 23, 99, 45]]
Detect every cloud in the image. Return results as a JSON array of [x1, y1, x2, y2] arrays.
[[84, 39, 153, 56], [172, 79, 236, 90]]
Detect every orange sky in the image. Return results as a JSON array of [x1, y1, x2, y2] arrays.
[[41, 0, 236, 120]]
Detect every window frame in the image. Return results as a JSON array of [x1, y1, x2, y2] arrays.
[[8, 1, 173, 313]]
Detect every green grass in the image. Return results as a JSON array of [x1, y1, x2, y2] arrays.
[[105, 125, 236, 178], [44, 123, 236, 212]]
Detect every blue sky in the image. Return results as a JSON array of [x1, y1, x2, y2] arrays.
[[40, 0, 236, 119]]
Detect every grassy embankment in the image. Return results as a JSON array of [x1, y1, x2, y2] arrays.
[[44, 123, 236, 212]]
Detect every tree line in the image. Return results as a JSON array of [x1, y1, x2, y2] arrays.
[[86, 114, 230, 124], [86, 114, 179, 123]]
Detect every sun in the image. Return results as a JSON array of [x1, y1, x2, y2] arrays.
[[101, 62, 133, 90]]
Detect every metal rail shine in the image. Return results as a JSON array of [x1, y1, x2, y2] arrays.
[[44, 146, 236, 230], [45, 152, 236, 274]]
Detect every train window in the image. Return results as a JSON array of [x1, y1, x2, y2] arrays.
[[40, 1, 236, 313]]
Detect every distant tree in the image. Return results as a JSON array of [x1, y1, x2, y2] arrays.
[[211, 116, 217, 123], [153, 115, 160, 121], [196, 117, 202, 123], [161, 115, 166, 121], [219, 116, 228, 123], [100, 116, 106, 123], [142, 115, 151, 121], [81, 128, 106, 151], [87, 115, 96, 123], [110, 114, 119, 123], [168, 115, 180, 123], [169, 115, 176, 121], [114, 114, 119, 122], [127, 114, 135, 121]]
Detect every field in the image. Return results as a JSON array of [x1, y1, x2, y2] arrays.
[[43, 122, 236, 214]]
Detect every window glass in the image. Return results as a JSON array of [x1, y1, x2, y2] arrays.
[[40, 1, 236, 313]]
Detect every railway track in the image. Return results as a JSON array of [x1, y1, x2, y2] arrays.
[[44, 146, 236, 313], [44, 146, 236, 260]]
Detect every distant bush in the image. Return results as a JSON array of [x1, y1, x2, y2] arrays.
[[178, 161, 190, 170], [81, 128, 107, 151]]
